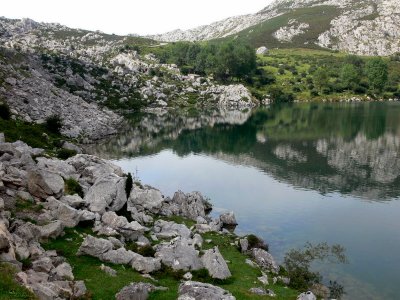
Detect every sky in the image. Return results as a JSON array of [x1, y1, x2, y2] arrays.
[[1, 0, 273, 36]]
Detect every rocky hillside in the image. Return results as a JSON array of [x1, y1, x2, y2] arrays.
[[0, 18, 258, 142], [150, 0, 400, 56], [0, 133, 305, 299]]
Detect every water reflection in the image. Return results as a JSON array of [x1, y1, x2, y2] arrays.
[[88, 102, 400, 201]]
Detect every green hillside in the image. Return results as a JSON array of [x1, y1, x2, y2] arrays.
[[217, 5, 341, 49]]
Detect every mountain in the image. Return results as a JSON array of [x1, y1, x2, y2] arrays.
[[0, 18, 257, 141], [149, 0, 400, 56]]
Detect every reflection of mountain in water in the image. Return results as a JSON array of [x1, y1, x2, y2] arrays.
[[88, 103, 400, 200]]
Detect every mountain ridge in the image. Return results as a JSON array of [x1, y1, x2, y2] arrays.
[[148, 0, 400, 56]]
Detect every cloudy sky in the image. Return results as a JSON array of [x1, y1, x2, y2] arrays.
[[2, 0, 273, 36]]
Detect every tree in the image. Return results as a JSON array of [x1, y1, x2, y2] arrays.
[[313, 68, 329, 92], [340, 64, 360, 90], [365, 57, 388, 93]]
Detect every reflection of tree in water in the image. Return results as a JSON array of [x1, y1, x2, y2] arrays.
[[89, 103, 400, 200]]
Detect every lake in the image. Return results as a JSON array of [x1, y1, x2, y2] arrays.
[[88, 102, 400, 300]]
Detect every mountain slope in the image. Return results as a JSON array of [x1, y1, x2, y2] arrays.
[[149, 0, 400, 56]]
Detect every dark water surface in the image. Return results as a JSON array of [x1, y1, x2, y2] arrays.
[[89, 102, 400, 299]]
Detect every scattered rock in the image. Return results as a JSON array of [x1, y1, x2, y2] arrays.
[[178, 281, 235, 300], [27, 169, 64, 199], [100, 264, 117, 277]]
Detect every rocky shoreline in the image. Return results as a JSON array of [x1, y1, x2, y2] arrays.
[[0, 133, 320, 300]]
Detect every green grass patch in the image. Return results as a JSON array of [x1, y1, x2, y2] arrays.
[[64, 178, 84, 198], [0, 263, 38, 300]]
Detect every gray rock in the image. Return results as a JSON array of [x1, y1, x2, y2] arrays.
[[251, 248, 279, 273], [0, 223, 11, 252], [32, 257, 54, 273], [60, 194, 85, 208], [131, 253, 161, 274], [62, 141, 82, 154], [183, 272, 193, 280], [297, 291, 317, 300], [0, 197, 4, 211], [27, 169, 64, 199], [155, 237, 203, 271], [257, 273, 269, 285], [101, 211, 147, 240], [178, 281, 235, 300], [219, 211, 237, 227], [256, 46, 269, 55], [51, 262, 74, 280], [107, 237, 124, 249], [153, 220, 191, 239], [84, 174, 127, 214], [66, 154, 124, 184], [0, 133, 4, 143], [116, 282, 164, 300], [39, 220, 64, 241], [310, 283, 329, 299], [36, 157, 78, 179], [239, 238, 248, 253], [100, 264, 117, 277], [201, 247, 231, 280], [249, 287, 276, 296], [102, 248, 135, 265], [73, 281, 87, 298], [171, 191, 210, 220], [77, 235, 113, 258], [43, 197, 80, 227], [128, 185, 164, 214]]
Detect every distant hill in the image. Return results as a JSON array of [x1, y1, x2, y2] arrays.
[[148, 0, 400, 56]]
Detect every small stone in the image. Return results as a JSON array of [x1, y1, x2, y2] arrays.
[[100, 264, 117, 277]]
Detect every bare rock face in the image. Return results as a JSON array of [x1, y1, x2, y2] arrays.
[[201, 247, 231, 280], [178, 281, 236, 300], [27, 169, 64, 199]]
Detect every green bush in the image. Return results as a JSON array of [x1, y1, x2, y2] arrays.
[[247, 234, 269, 251], [45, 115, 63, 134], [57, 148, 77, 160], [64, 178, 84, 198], [0, 102, 11, 120]]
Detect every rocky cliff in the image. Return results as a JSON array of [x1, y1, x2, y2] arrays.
[[149, 0, 400, 56], [0, 18, 257, 142]]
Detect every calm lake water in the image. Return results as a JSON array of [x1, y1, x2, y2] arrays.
[[88, 102, 400, 300]]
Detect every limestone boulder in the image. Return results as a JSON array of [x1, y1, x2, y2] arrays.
[[27, 169, 64, 199], [201, 247, 231, 280], [84, 174, 127, 214]]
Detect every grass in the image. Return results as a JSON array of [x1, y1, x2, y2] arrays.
[[14, 197, 43, 213], [64, 178, 84, 198], [42, 222, 299, 300], [0, 118, 64, 153], [0, 263, 38, 300]]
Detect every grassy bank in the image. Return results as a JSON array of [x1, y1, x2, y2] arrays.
[[43, 222, 299, 300]]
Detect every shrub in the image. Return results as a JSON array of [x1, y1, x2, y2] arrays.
[[284, 242, 347, 291], [125, 173, 133, 197], [45, 115, 63, 134], [57, 148, 77, 160], [247, 234, 269, 251], [0, 102, 11, 120], [64, 178, 84, 198], [137, 245, 156, 257], [269, 87, 294, 104]]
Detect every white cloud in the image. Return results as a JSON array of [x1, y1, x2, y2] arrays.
[[1, 0, 274, 36]]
